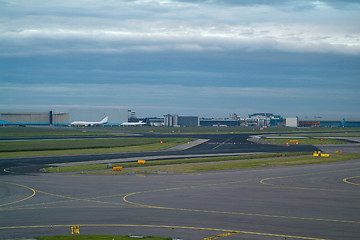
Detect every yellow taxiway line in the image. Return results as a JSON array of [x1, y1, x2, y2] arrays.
[[0, 224, 329, 240], [0, 181, 36, 207], [343, 176, 360, 186]]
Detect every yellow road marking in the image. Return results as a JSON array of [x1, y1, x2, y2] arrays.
[[204, 232, 238, 240], [0, 224, 329, 240], [0, 179, 253, 211], [0, 181, 127, 211], [183, 139, 209, 150], [0, 181, 36, 207], [1, 196, 123, 211], [212, 136, 236, 150], [121, 165, 360, 224], [34, 189, 125, 206], [343, 176, 360, 186], [123, 190, 360, 224], [260, 166, 360, 192], [259, 177, 347, 192], [0, 205, 127, 212], [121, 167, 360, 224], [3, 167, 16, 174]]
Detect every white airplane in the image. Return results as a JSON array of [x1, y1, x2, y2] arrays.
[[71, 116, 109, 126], [121, 121, 147, 126]]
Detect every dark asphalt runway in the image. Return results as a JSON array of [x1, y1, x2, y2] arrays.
[[0, 133, 319, 175], [1, 159, 359, 239]]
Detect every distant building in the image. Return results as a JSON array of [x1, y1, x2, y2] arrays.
[[146, 117, 165, 127], [231, 113, 241, 121], [164, 114, 177, 127], [0, 111, 69, 125], [246, 113, 284, 127], [178, 116, 200, 127], [200, 118, 240, 127], [285, 117, 299, 127], [164, 114, 199, 127], [128, 110, 137, 121], [298, 118, 360, 127], [343, 119, 360, 127]]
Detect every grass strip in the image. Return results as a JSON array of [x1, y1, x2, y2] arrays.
[[0, 138, 192, 158], [0, 138, 190, 152], [83, 153, 360, 175], [36, 235, 171, 240], [260, 138, 348, 145], [0, 126, 124, 138], [42, 152, 309, 173], [1, 126, 360, 137]]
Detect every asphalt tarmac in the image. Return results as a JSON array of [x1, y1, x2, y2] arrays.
[[1, 159, 359, 239], [1, 133, 359, 239]]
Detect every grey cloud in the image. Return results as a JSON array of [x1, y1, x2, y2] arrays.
[[1, 0, 359, 56], [174, 0, 360, 6], [2, 83, 357, 101]]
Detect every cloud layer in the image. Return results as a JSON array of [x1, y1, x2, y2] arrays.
[[1, 0, 359, 56]]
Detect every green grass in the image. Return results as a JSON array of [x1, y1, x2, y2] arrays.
[[0, 138, 192, 158], [1, 126, 360, 136], [260, 138, 348, 145], [103, 153, 360, 174], [42, 152, 309, 173], [0, 126, 125, 138], [36, 235, 171, 240], [0, 138, 188, 152]]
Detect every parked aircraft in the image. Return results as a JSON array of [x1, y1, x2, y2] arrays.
[[71, 116, 109, 126], [121, 121, 147, 126]]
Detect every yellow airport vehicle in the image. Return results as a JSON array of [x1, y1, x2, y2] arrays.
[[313, 151, 330, 157]]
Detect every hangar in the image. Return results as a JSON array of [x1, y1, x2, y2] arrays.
[[0, 111, 69, 125], [164, 114, 200, 127]]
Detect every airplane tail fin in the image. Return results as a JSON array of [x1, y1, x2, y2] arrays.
[[101, 116, 109, 124]]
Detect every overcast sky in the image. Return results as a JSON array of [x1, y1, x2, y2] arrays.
[[1, 0, 359, 119]]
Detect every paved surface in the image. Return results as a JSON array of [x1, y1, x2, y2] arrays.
[[1, 132, 360, 239], [1, 160, 360, 239], [315, 144, 360, 153], [314, 137, 360, 143], [0, 133, 319, 175]]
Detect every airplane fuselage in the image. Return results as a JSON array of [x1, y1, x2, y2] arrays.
[[70, 116, 109, 126]]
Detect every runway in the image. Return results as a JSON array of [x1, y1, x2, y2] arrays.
[[1, 159, 359, 239], [0, 133, 319, 175]]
